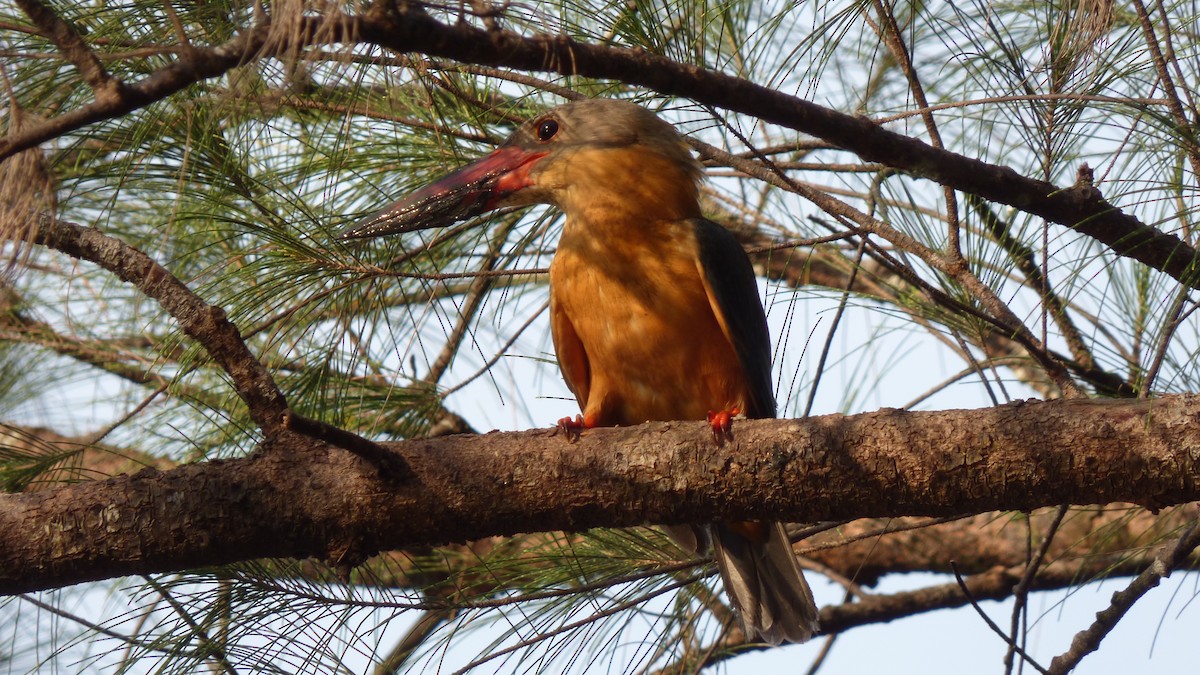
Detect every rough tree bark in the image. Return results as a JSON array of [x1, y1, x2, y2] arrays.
[[4, 394, 1199, 595]]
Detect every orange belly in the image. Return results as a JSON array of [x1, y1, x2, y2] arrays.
[[549, 218, 748, 427]]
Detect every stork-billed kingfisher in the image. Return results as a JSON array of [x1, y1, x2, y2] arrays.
[[344, 99, 819, 644]]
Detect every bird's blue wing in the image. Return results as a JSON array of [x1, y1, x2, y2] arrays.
[[689, 218, 776, 419]]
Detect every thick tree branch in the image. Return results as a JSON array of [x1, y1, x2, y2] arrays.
[[4, 394, 1200, 594]]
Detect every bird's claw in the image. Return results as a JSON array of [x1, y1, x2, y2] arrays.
[[707, 407, 740, 444], [556, 414, 586, 442]]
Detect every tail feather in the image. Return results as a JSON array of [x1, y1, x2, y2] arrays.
[[710, 521, 819, 644]]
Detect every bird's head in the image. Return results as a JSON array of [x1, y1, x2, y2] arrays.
[[341, 99, 702, 240]]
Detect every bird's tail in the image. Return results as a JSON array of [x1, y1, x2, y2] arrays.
[[710, 521, 819, 644]]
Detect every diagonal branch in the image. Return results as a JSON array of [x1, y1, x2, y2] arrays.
[[1047, 514, 1200, 674], [692, 137, 1082, 396], [31, 217, 288, 432], [865, 0, 963, 257], [967, 193, 1099, 375], [1131, 0, 1200, 190], [2, 9, 1197, 292], [0, 19, 281, 160], [352, 8, 1200, 289]]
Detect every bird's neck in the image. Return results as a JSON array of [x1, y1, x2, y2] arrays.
[[547, 148, 703, 231]]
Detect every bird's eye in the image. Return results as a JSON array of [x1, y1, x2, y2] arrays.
[[536, 119, 559, 142]]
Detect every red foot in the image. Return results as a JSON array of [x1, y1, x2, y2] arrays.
[[707, 407, 740, 443], [556, 414, 587, 442]]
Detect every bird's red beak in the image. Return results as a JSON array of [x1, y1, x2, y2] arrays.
[[341, 145, 548, 240]]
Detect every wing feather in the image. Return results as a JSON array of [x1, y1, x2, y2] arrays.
[[690, 218, 776, 419]]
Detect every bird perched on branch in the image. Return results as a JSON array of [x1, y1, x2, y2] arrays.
[[343, 98, 819, 644]]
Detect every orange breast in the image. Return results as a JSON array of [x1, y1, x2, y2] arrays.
[[550, 216, 748, 427]]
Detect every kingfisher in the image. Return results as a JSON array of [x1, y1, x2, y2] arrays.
[[343, 98, 819, 644]]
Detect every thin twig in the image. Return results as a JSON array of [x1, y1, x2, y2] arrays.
[[949, 562, 1050, 675], [232, 558, 706, 613], [282, 410, 412, 480], [374, 607, 456, 675], [950, 330, 1002, 406], [19, 593, 191, 657], [88, 382, 169, 445], [423, 223, 512, 385], [692, 138, 1082, 398], [1140, 288, 1194, 397], [866, 0, 962, 259], [802, 629, 840, 675], [1131, 0, 1200, 198], [442, 298, 550, 397], [804, 238, 867, 417], [450, 575, 701, 675], [1006, 506, 1068, 675], [966, 194, 1101, 378], [143, 576, 239, 675]]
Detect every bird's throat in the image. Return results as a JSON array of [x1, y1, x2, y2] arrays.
[[544, 147, 702, 227]]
